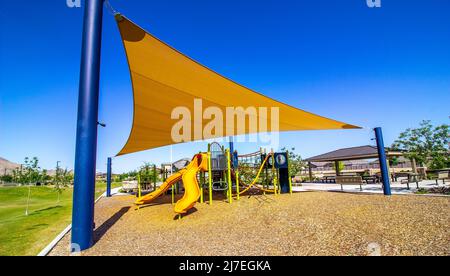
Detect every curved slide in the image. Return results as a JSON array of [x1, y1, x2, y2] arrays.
[[135, 169, 186, 205], [135, 154, 208, 215]]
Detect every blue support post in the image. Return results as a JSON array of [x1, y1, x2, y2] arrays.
[[374, 127, 392, 196], [229, 136, 234, 155], [229, 136, 235, 169], [106, 158, 112, 197], [71, 0, 104, 252]]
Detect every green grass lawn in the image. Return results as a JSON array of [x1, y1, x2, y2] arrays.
[[0, 182, 122, 256]]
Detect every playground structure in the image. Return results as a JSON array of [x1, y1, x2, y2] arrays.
[[134, 141, 293, 217], [70, 1, 392, 252]]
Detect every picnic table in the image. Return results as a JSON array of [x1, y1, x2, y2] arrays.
[[433, 170, 450, 185], [391, 172, 411, 182], [362, 176, 379, 184], [400, 173, 422, 190], [322, 176, 336, 183]]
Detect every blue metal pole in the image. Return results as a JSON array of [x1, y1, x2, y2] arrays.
[[71, 0, 104, 252], [229, 136, 234, 168], [374, 127, 392, 196], [229, 137, 234, 155], [106, 158, 112, 197]]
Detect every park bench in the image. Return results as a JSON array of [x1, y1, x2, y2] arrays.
[[336, 176, 365, 191], [400, 174, 422, 190], [434, 171, 450, 185]]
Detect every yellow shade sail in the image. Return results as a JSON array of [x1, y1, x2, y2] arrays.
[[115, 15, 360, 156]]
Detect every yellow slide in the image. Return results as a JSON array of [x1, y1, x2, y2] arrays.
[[135, 154, 209, 215], [135, 169, 185, 205]]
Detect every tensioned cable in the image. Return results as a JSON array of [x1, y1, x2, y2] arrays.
[[104, 0, 118, 15]]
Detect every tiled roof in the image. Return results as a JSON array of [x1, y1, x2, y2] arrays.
[[305, 145, 402, 162]]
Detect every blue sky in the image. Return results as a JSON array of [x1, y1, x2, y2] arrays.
[[0, 0, 449, 173]]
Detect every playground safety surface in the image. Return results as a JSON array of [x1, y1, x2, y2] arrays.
[[49, 192, 450, 256]]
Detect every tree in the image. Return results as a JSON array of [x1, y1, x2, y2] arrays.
[[139, 163, 159, 183], [117, 170, 138, 182], [236, 163, 258, 185], [281, 147, 306, 178], [24, 157, 41, 184], [41, 169, 51, 183], [389, 156, 399, 167], [54, 163, 63, 203], [332, 161, 345, 173], [13, 157, 44, 185], [12, 168, 20, 183], [62, 169, 74, 186], [53, 164, 72, 203], [0, 174, 13, 183], [392, 121, 449, 170]]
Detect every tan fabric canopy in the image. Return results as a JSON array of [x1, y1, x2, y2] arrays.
[[115, 15, 360, 156]]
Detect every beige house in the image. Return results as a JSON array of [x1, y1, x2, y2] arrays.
[[302, 145, 415, 181]]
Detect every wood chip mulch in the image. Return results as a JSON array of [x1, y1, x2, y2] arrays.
[[49, 192, 450, 256]]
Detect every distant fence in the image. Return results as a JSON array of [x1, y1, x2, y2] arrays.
[[0, 182, 49, 187], [310, 162, 413, 172], [0, 182, 21, 187]]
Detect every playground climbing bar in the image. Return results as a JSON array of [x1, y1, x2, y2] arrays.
[[171, 179, 175, 205], [71, 0, 104, 251], [137, 174, 142, 198], [235, 171, 240, 201], [226, 149, 233, 203], [271, 150, 278, 195], [207, 147, 213, 205], [200, 171, 204, 204], [287, 151, 293, 195], [153, 165, 157, 191]]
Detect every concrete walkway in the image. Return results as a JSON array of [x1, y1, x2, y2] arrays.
[[292, 180, 449, 195]]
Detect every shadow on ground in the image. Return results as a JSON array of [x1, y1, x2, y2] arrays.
[[30, 205, 63, 216], [174, 207, 198, 220], [93, 206, 130, 243]]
